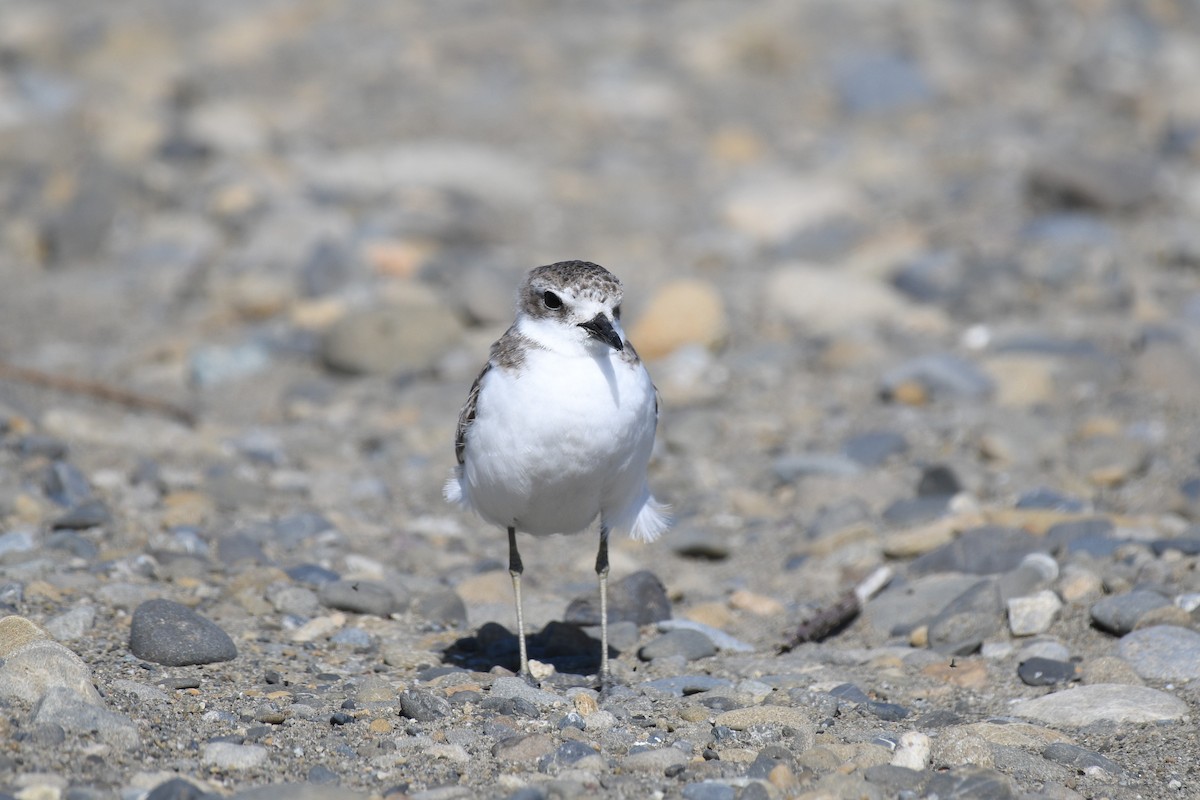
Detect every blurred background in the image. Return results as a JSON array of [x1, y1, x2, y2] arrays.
[[2, 0, 1200, 619]]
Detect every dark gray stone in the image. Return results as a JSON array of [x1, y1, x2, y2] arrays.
[[146, 778, 216, 800], [286, 564, 340, 586], [923, 765, 1015, 800], [51, 500, 111, 530], [638, 629, 716, 662], [917, 465, 962, 497], [863, 764, 927, 791], [881, 495, 951, 527], [317, 579, 397, 616], [398, 688, 451, 722], [129, 599, 237, 666], [1017, 657, 1077, 686], [1042, 743, 1121, 775], [42, 461, 92, 507], [1090, 590, 1171, 636], [565, 570, 671, 626], [928, 579, 1004, 654], [538, 740, 600, 772]]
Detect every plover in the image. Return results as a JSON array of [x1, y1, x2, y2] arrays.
[[445, 260, 669, 683]]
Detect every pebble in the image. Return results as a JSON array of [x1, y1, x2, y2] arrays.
[[764, 265, 920, 335], [129, 599, 238, 666], [33, 686, 140, 750], [321, 303, 462, 376], [489, 677, 565, 708], [317, 579, 398, 617], [880, 353, 994, 403], [1006, 590, 1063, 637], [641, 675, 732, 697], [658, 619, 753, 653], [51, 499, 112, 530], [620, 746, 689, 774], [1090, 590, 1171, 635], [537, 740, 603, 773], [1012, 684, 1189, 726], [44, 605, 96, 641], [564, 570, 671, 626], [202, 742, 269, 770], [680, 782, 735, 800], [492, 733, 556, 763], [841, 430, 908, 467], [1117, 625, 1200, 682], [628, 279, 728, 360], [638, 629, 717, 662], [1017, 657, 1077, 686], [399, 688, 452, 721], [0, 637, 100, 705], [712, 706, 814, 741], [1041, 742, 1121, 775]]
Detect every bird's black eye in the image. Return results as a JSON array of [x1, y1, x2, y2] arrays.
[[613, 305, 622, 320], [543, 291, 562, 310]]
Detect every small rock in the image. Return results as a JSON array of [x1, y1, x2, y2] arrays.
[[538, 740, 602, 773], [399, 689, 451, 722], [658, 619, 753, 652], [727, 182, 860, 246], [628, 279, 728, 360], [713, 706, 814, 743], [129, 599, 238, 666], [621, 746, 690, 774], [927, 579, 1005, 654], [202, 742, 269, 770], [923, 765, 1015, 800], [1117, 625, 1200, 682], [1028, 152, 1159, 212], [1012, 684, 1188, 726], [638, 629, 716, 662], [564, 569, 670, 626], [833, 51, 932, 115], [0, 637, 100, 705], [51, 499, 112, 530], [890, 731, 931, 770], [32, 685, 140, 750], [641, 675, 732, 697], [44, 605, 96, 642], [1090, 590, 1171, 636], [1018, 657, 1078, 687], [412, 588, 468, 628], [317, 580, 397, 617], [1007, 590, 1063, 637], [881, 353, 994, 403], [321, 303, 462, 376], [680, 782, 736, 800], [842, 430, 908, 467], [41, 461, 92, 508], [189, 342, 272, 387], [492, 733, 556, 763], [489, 676, 564, 709], [1042, 743, 1121, 775]]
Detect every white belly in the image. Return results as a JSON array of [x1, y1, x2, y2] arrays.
[[459, 347, 658, 536]]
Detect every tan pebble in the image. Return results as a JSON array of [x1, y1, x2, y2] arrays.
[[528, 659, 555, 681], [909, 625, 929, 648], [23, 581, 64, 602], [1134, 605, 1193, 629], [883, 518, 958, 558], [369, 718, 393, 734], [890, 380, 928, 406], [678, 705, 709, 723], [922, 658, 988, 690], [890, 731, 931, 770], [266, 691, 291, 701], [629, 279, 729, 360], [291, 298, 346, 330], [12, 493, 46, 523], [983, 356, 1057, 408], [710, 127, 763, 164], [1076, 417, 1122, 439], [161, 491, 216, 527], [455, 570, 513, 605], [0, 615, 50, 657], [729, 589, 785, 616], [290, 613, 345, 643], [718, 748, 758, 763], [767, 762, 798, 791], [362, 239, 432, 278], [573, 693, 599, 716], [1088, 464, 1130, 488], [684, 602, 735, 630]]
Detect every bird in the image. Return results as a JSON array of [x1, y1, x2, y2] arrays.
[[445, 260, 669, 684]]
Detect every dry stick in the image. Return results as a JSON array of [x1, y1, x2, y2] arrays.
[[0, 360, 196, 427], [781, 566, 893, 651]]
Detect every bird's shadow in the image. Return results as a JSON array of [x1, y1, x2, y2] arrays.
[[441, 620, 615, 677]]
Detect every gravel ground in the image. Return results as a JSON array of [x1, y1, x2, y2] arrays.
[[3, 2, 1200, 798]]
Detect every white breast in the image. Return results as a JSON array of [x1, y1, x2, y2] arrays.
[[456, 345, 659, 537]]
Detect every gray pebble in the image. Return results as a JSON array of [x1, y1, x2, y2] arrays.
[[202, 741, 268, 770], [145, 777, 215, 800], [45, 605, 96, 642], [321, 304, 462, 376], [0, 639, 100, 705], [33, 686, 140, 750], [658, 619, 753, 653], [1012, 683, 1188, 726], [923, 764, 1014, 799], [1090, 590, 1171, 636], [489, 676, 564, 708], [1017, 657, 1077, 686], [129, 599, 238, 666], [399, 688, 452, 721], [1117, 625, 1200, 682], [317, 579, 397, 616], [928, 579, 1005, 654], [910, 526, 1044, 577], [681, 782, 735, 800], [537, 740, 602, 773], [638, 629, 717, 662], [834, 51, 932, 115], [841, 430, 908, 467], [565, 569, 671, 626], [412, 587, 468, 628], [1041, 742, 1121, 775], [772, 452, 862, 482], [269, 586, 322, 617], [0, 528, 36, 558], [42, 460, 92, 507], [329, 627, 372, 647], [51, 499, 112, 530], [640, 675, 732, 697]]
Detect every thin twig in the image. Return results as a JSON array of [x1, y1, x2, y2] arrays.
[[0, 360, 196, 427], [781, 566, 893, 651]]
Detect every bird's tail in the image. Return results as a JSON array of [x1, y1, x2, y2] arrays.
[[629, 495, 671, 543]]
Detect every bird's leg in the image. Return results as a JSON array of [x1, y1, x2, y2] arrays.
[[596, 526, 611, 686], [507, 527, 532, 681]]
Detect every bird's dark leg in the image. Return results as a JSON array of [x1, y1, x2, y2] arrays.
[[508, 526, 531, 681], [596, 526, 611, 686]]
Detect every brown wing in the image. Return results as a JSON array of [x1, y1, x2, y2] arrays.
[[454, 362, 491, 465]]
